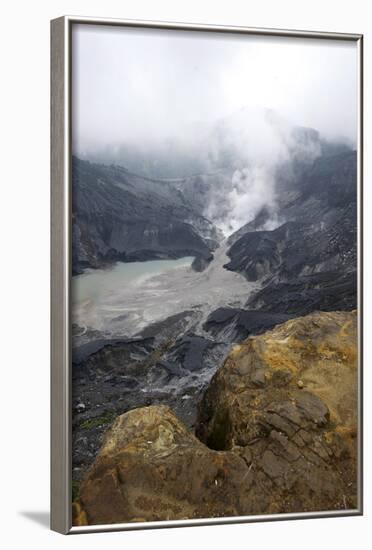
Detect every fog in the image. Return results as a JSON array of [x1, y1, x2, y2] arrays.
[[72, 24, 357, 235], [72, 24, 357, 153]]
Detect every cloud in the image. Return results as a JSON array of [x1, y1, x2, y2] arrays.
[[72, 24, 357, 154], [71, 24, 357, 236]]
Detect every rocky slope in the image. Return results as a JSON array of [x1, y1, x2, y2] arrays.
[[203, 308, 292, 341], [72, 157, 220, 274], [73, 310, 358, 525], [225, 151, 357, 316], [71, 316, 229, 482]]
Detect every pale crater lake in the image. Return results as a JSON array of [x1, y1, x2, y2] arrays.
[[72, 242, 257, 340]]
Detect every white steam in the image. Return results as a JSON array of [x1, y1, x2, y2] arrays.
[[204, 107, 321, 236], [217, 166, 278, 236]]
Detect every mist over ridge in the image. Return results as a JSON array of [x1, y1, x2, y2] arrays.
[[72, 24, 357, 237], [74, 105, 354, 237]]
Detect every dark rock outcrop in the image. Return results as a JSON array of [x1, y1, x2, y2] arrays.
[[225, 213, 356, 284], [72, 157, 220, 274], [203, 307, 293, 341], [246, 271, 357, 315], [225, 151, 357, 316]]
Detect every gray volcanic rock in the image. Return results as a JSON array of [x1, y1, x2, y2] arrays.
[[72, 326, 228, 482], [156, 333, 219, 373], [72, 157, 220, 274], [246, 271, 357, 315], [225, 151, 357, 315], [225, 213, 356, 282], [203, 307, 293, 341]]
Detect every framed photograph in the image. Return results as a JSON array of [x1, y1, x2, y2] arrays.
[[51, 16, 363, 534]]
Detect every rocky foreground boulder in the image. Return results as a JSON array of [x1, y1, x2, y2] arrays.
[[74, 310, 358, 526], [196, 310, 358, 513], [74, 405, 253, 525]]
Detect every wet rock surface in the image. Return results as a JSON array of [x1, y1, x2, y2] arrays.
[[74, 311, 358, 525]]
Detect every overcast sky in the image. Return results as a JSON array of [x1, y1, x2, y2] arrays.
[[72, 24, 358, 154]]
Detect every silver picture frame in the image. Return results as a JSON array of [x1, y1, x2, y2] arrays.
[[51, 15, 364, 534]]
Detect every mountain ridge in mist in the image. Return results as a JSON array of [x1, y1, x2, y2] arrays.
[[74, 108, 354, 238], [74, 107, 354, 179]]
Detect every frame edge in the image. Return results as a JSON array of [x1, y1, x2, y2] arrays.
[[50, 16, 363, 534], [357, 33, 364, 516], [51, 15, 71, 535]]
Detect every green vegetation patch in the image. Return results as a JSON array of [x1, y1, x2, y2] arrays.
[[80, 411, 116, 430]]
